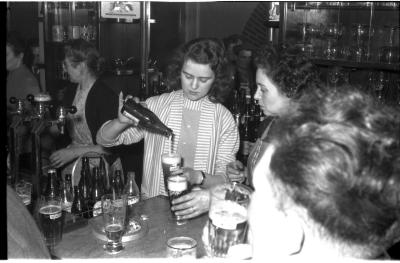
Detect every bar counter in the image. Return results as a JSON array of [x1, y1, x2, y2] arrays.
[[53, 196, 207, 258]]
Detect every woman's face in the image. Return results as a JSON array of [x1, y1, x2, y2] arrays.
[[6, 44, 23, 71], [63, 57, 83, 83], [254, 68, 291, 117], [180, 59, 215, 101]]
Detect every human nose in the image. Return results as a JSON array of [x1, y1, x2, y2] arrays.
[[254, 87, 261, 101], [191, 78, 199, 90]]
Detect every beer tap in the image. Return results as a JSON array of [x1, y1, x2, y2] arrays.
[[53, 106, 77, 135], [8, 94, 34, 186]]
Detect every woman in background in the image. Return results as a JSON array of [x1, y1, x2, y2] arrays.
[[50, 39, 122, 177]]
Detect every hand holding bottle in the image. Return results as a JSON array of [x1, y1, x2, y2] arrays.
[[226, 160, 246, 183], [117, 92, 139, 125]]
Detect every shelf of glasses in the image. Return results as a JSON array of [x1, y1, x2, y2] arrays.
[[293, 3, 399, 11], [311, 58, 400, 72]]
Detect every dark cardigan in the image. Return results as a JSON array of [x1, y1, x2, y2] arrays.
[[62, 79, 119, 145]]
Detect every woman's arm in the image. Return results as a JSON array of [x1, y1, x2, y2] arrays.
[[49, 144, 110, 168]]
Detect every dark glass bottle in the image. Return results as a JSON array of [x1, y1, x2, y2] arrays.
[[113, 170, 123, 196], [90, 167, 104, 217], [71, 186, 83, 217], [79, 157, 92, 218], [120, 98, 173, 137], [99, 157, 109, 193], [44, 169, 60, 199]]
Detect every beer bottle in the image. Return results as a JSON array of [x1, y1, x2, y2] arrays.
[[71, 186, 83, 217], [61, 174, 73, 213], [238, 95, 253, 165], [79, 157, 92, 218], [120, 98, 173, 137], [99, 157, 109, 193], [123, 171, 140, 228], [90, 167, 104, 217], [44, 169, 60, 199], [113, 170, 123, 196]]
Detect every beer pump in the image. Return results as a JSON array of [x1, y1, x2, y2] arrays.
[[30, 94, 77, 199], [8, 94, 34, 186]]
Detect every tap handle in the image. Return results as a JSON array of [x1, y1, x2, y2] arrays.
[[9, 97, 18, 104], [66, 106, 77, 114], [26, 94, 35, 103]]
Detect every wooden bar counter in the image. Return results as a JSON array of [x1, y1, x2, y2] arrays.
[[53, 196, 207, 258]]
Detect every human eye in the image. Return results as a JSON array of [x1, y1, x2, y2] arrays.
[[199, 77, 210, 83], [183, 72, 193, 80]]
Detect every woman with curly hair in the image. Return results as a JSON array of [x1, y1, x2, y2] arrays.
[[227, 44, 324, 187], [97, 38, 239, 219]]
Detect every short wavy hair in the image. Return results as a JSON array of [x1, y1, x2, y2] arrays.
[[267, 85, 400, 257], [64, 39, 105, 78], [166, 37, 230, 104], [254, 45, 323, 99]]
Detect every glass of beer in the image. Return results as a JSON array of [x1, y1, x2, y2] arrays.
[[38, 196, 64, 249], [161, 152, 182, 189], [166, 236, 197, 258], [101, 193, 127, 254], [208, 183, 253, 257], [167, 175, 189, 225]]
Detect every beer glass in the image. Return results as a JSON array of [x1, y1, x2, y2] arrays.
[[208, 183, 252, 257], [167, 175, 189, 225], [161, 153, 182, 187], [166, 236, 197, 258], [38, 196, 64, 248], [15, 180, 32, 213], [101, 193, 127, 254]]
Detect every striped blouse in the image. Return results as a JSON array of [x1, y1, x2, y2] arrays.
[[97, 90, 240, 198]]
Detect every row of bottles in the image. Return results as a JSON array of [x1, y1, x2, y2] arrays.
[[229, 81, 264, 165], [43, 157, 140, 219]]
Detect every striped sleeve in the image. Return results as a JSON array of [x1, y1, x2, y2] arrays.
[[214, 105, 240, 178], [96, 120, 145, 147]]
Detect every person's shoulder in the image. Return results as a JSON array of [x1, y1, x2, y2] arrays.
[[90, 80, 117, 97], [147, 90, 178, 105]]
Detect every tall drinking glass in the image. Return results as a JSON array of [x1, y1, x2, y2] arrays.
[[101, 193, 127, 254], [38, 196, 64, 249], [15, 180, 33, 213], [208, 183, 252, 258], [167, 175, 189, 225], [161, 152, 182, 189]]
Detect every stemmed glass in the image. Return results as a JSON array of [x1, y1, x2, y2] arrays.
[[101, 193, 128, 254]]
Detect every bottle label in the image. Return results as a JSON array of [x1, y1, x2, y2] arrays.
[[241, 141, 250, 155], [93, 201, 102, 217], [122, 109, 140, 125], [128, 196, 140, 205]]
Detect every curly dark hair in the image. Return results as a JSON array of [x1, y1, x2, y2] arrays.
[[166, 37, 231, 104], [63, 39, 105, 77], [254, 45, 323, 99], [267, 85, 400, 257]]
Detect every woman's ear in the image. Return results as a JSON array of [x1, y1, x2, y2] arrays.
[[284, 211, 305, 256]]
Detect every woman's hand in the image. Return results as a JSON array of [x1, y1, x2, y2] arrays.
[[181, 167, 203, 186], [117, 92, 138, 125], [171, 189, 210, 219], [226, 160, 246, 183], [49, 148, 77, 168]]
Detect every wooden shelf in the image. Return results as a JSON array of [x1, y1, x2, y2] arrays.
[[311, 58, 400, 72]]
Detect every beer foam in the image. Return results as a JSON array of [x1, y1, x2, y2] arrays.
[[40, 204, 62, 215], [209, 200, 247, 229], [162, 154, 181, 165], [34, 93, 52, 102], [168, 176, 187, 192]]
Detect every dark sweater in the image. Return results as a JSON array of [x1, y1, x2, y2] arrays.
[[63, 79, 119, 144]]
